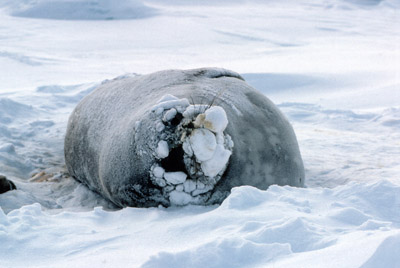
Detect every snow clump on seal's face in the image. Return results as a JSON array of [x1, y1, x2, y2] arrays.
[[145, 94, 234, 206]]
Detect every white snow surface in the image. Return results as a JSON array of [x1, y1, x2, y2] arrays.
[[0, 0, 400, 267]]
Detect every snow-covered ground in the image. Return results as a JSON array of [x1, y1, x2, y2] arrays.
[[0, 0, 399, 267]]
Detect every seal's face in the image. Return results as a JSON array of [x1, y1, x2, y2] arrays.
[[143, 94, 234, 206]]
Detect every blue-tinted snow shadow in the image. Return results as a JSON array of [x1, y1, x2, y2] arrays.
[[242, 73, 323, 94], [4, 0, 159, 21], [0, 51, 59, 66]]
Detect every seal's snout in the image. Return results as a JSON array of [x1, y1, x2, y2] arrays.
[[147, 94, 234, 206]]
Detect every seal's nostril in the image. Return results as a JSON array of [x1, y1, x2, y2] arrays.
[[161, 146, 185, 172], [170, 113, 183, 126]]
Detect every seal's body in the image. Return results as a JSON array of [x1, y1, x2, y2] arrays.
[[65, 68, 304, 207]]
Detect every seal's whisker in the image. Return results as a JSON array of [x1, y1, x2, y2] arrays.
[[208, 87, 227, 110]]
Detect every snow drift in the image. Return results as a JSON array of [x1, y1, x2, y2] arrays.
[[1, 180, 400, 267]]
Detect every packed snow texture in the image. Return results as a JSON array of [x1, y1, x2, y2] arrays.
[[1, 181, 400, 267], [0, 0, 399, 267]]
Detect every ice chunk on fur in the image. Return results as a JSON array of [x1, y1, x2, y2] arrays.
[[201, 145, 232, 177], [163, 108, 177, 122], [157, 94, 179, 103], [155, 107, 164, 115], [164, 172, 187, 185], [156, 140, 169, 159], [183, 179, 196, 193], [169, 190, 194, 206], [182, 139, 193, 157], [154, 178, 167, 187], [216, 132, 225, 145], [153, 166, 165, 178], [156, 121, 165, 132], [192, 184, 213, 196], [226, 134, 234, 148], [152, 98, 190, 112], [197, 181, 205, 189], [183, 105, 209, 118], [164, 185, 174, 192], [204, 106, 228, 133], [190, 128, 217, 162]]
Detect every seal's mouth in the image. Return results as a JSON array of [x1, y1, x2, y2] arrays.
[[146, 94, 234, 206]]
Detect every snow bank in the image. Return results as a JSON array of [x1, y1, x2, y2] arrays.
[[1, 180, 399, 267], [2, 0, 158, 20]]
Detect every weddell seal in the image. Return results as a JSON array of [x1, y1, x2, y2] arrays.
[[64, 68, 305, 207]]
